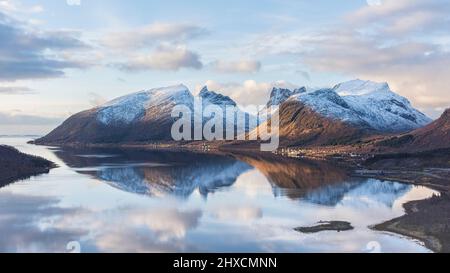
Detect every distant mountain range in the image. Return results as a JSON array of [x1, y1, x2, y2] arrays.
[[34, 79, 449, 154]]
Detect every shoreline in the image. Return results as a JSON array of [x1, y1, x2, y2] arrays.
[[371, 193, 450, 253]]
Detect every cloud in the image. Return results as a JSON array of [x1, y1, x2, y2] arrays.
[[348, 0, 450, 36], [0, 0, 44, 14], [0, 86, 35, 95], [244, 32, 321, 56], [302, 36, 450, 116], [238, 1, 450, 116], [0, 11, 90, 81], [0, 111, 62, 125], [211, 59, 261, 74], [117, 45, 203, 72], [251, 1, 450, 117], [196, 80, 299, 106], [102, 22, 208, 50]]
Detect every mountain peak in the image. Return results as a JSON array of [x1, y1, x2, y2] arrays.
[[293, 87, 307, 94], [333, 79, 390, 96], [442, 108, 450, 119], [267, 86, 309, 107], [199, 86, 209, 96], [199, 86, 236, 106]]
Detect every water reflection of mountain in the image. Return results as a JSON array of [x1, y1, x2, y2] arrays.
[[232, 153, 411, 207], [53, 147, 411, 206], [233, 153, 354, 197], [304, 180, 411, 207], [53, 147, 253, 198]]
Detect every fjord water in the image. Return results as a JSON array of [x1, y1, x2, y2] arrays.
[[0, 137, 436, 253]]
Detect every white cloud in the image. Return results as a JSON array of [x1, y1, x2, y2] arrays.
[[102, 22, 207, 50], [0, 111, 62, 125], [0, 86, 35, 95], [348, 0, 450, 36], [211, 59, 261, 74], [0, 0, 44, 14], [117, 45, 203, 72], [244, 32, 321, 56], [238, 1, 450, 116]]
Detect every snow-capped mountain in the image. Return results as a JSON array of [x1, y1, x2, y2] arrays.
[[34, 80, 433, 146], [97, 84, 194, 125], [34, 84, 251, 145], [288, 79, 431, 132], [35, 85, 197, 144]]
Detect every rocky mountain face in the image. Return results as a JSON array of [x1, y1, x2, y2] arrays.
[[276, 99, 371, 146]]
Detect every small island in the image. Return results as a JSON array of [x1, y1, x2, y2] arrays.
[[295, 221, 354, 234], [0, 145, 56, 188]]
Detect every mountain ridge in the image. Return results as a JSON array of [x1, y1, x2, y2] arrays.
[[34, 80, 436, 149]]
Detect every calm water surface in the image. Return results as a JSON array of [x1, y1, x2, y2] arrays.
[[0, 137, 437, 253]]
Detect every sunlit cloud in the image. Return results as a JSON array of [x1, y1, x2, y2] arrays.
[[0, 111, 62, 126], [0, 86, 35, 95], [0, 0, 44, 14], [101, 22, 208, 50], [211, 59, 261, 74], [116, 45, 203, 72]]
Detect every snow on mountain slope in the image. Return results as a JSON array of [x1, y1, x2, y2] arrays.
[[95, 158, 252, 198], [97, 84, 193, 125], [290, 80, 432, 132]]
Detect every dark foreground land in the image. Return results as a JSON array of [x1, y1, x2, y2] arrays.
[[358, 150, 450, 253], [0, 145, 56, 188], [373, 193, 450, 253]]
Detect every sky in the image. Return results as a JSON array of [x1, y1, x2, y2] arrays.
[[0, 0, 450, 134]]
